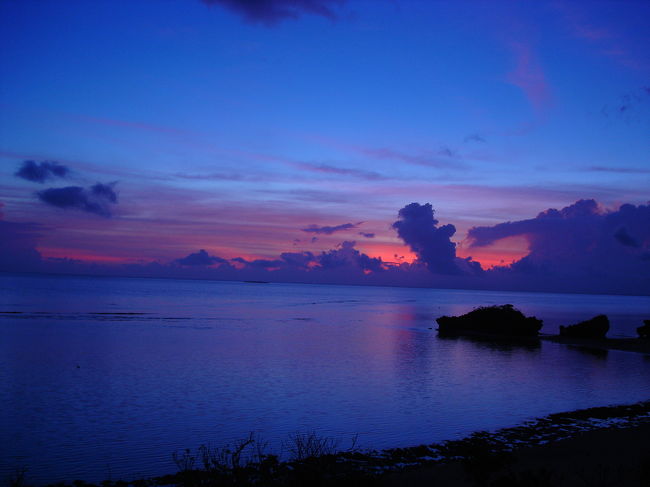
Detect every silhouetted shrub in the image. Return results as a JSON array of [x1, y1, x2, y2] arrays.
[[559, 315, 609, 338]]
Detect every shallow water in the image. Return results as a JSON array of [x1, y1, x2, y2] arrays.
[[1, 273, 649, 484]]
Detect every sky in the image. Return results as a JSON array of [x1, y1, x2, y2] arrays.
[[1, 0, 649, 295]]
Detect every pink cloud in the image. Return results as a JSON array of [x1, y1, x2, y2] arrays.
[[506, 41, 553, 113], [552, 2, 649, 72]]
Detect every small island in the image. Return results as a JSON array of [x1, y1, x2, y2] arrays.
[[436, 304, 543, 338], [436, 305, 650, 355]]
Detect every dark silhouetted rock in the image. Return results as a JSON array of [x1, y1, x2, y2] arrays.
[[559, 315, 609, 339], [638, 320, 650, 339], [436, 304, 543, 337]]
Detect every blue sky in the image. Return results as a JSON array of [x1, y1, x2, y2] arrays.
[[1, 0, 649, 293]]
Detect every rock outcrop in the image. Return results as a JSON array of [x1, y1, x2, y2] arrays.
[[436, 304, 543, 337], [559, 315, 609, 339], [638, 320, 650, 339]]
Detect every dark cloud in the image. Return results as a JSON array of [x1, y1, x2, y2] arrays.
[[392, 203, 462, 275], [318, 241, 384, 272], [175, 249, 228, 266], [614, 227, 640, 248], [90, 183, 118, 203], [36, 183, 118, 218], [601, 86, 649, 120], [15, 160, 70, 183], [359, 232, 375, 238], [231, 242, 383, 274], [437, 146, 457, 158], [201, 0, 345, 25], [468, 199, 650, 279], [464, 133, 486, 143], [302, 222, 361, 235], [280, 251, 316, 269]]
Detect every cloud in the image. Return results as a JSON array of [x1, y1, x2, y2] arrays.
[[317, 241, 384, 273], [37, 183, 118, 218], [601, 87, 650, 121], [553, 2, 649, 72], [280, 251, 316, 269], [230, 242, 383, 274], [175, 249, 228, 266], [301, 222, 361, 235], [467, 199, 650, 279], [15, 160, 70, 183], [506, 41, 552, 113], [291, 161, 386, 181], [359, 232, 375, 238], [437, 146, 457, 158], [463, 133, 486, 143], [614, 227, 640, 248], [201, 0, 345, 25], [392, 203, 467, 275]]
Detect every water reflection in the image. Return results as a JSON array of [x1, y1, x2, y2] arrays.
[[2, 274, 650, 484], [566, 345, 609, 360], [437, 334, 542, 354]]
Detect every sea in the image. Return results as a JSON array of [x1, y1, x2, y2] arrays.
[[1, 272, 649, 484]]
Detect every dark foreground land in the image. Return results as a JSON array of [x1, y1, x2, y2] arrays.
[[13, 400, 650, 487]]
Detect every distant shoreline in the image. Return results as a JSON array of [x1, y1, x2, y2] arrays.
[[3, 269, 650, 299]]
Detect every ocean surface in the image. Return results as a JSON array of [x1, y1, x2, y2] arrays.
[[1, 273, 650, 484]]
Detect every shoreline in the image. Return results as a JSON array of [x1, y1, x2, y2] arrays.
[[20, 400, 650, 487]]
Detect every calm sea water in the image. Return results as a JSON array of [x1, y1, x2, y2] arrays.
[[1, 273, 649, 484]]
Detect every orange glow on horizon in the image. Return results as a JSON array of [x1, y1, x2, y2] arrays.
[[356, 241, 418, 265], [458, 236, 530, 269]]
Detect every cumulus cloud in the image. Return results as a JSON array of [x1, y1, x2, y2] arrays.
[[175, 249, 228, 266], [318, 241, 384, 272], [467, 199, 650, 279], [280, 251, 316, 269], [15, 160, 70, 183], [302, 222, 361, 235], [37, 183, 118, 217], [228, 242, 383, 274], [201, 0, 345, 25], [392, 203, 462, 274]]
